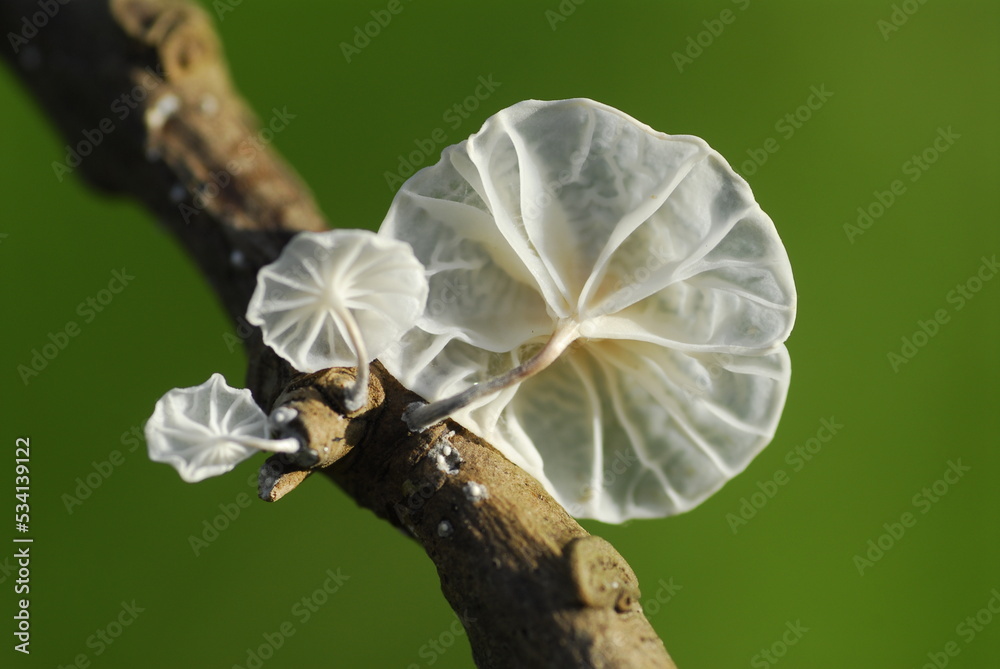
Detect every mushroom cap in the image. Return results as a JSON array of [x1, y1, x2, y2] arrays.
[[146, 373, 298, 483], [247, 229, 428, 373], [378, 98, 796, 523]]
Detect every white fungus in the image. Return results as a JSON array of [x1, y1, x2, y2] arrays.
[[437, 520, 454, 538], [145, 373, 299, 483], [146, 93, 181, 131], [270, 405, 298, 427], [379, 98, 797, 523], [427, 431, 461, 474], [463, 481, 488, 503], [246, 229, 428, 411]]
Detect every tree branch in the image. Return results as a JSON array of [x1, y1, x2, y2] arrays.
[[1, 1, 676, 666]]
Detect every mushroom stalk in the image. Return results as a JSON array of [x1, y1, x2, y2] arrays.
[[335, 303, 370, 413], [404, 322, 580, 431]]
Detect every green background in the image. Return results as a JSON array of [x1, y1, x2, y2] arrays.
[[2, 1, 998, 667]]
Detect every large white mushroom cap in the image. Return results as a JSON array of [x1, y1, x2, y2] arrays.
[[146, 373, 299, 483], [378, 98, 797, 523]]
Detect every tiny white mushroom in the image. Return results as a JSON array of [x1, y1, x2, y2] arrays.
[[427, 431, 461, 474], [145, 373, 299, 483], [437, 520, 454, 538], [246, 229, 428, 412], [463, 481, 488, 503], [379, 98, 797, 523], [270, 405, 298, 427], [146, 93, 181, 131]]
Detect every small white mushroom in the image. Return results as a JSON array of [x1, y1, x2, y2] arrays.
[[146, 93, 181, 131], [270, 405, 298, 428], [145, 373, 299, 483], [437, 520, 454, 538], [246, 229, 428, 412], [379, 98, 797, 523], [463, 481, 488, 503], [427, 431, 461, 474]]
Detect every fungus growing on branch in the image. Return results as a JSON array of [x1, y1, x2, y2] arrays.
[[379, 98, 797, 523], [247, 229, 428, 411], [146, 373, 299, 483]]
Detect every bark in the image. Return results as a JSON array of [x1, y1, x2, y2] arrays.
[[0, 1, 676, 666]]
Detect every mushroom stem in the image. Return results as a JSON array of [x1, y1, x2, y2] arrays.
[[404, 322, 580, 432], [335, 304, 370, 413], [227, 435, 301, 453]]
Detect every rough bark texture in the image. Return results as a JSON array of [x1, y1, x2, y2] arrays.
[[1, 1, 676, 666]]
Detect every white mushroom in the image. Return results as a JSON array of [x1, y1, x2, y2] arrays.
[[378, 98, 796, 523], [145, 93, 181, 132], [145, 373, 299, 483], [246, 229, 428, 411]]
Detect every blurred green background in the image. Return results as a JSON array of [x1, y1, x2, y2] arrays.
[[2, 1, 998, 667]]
